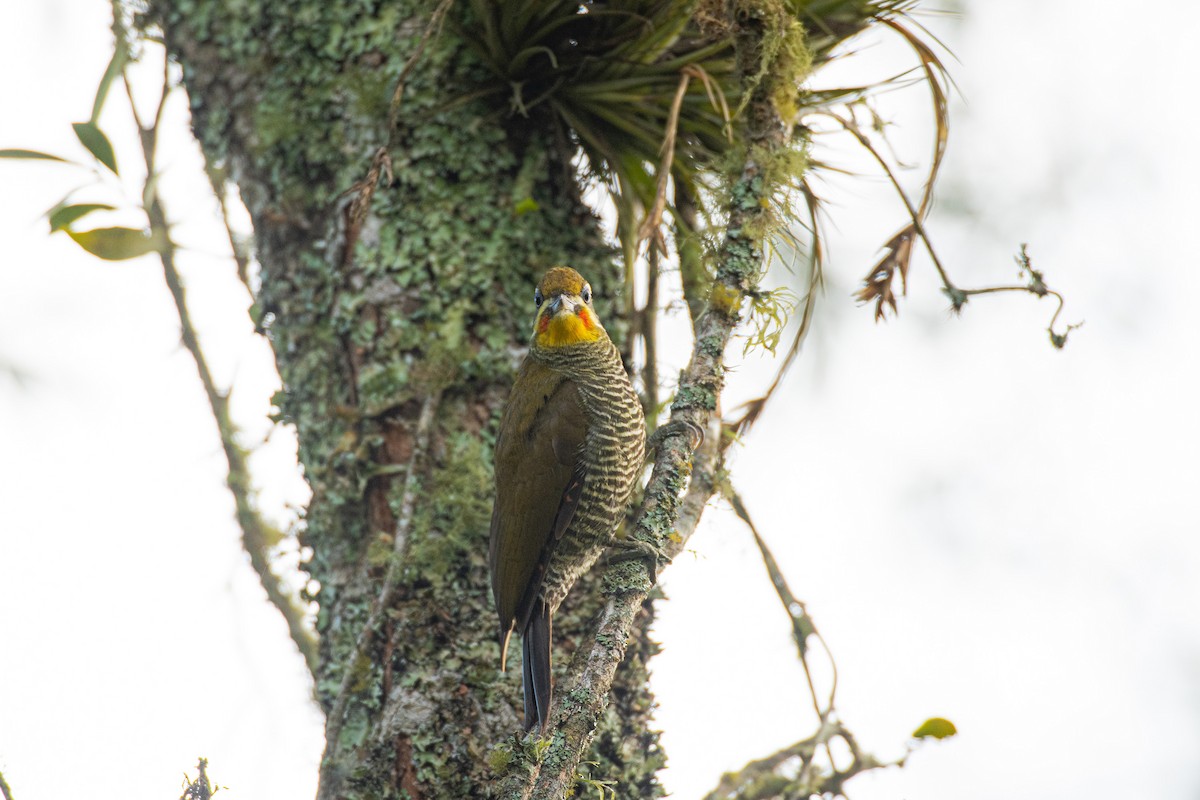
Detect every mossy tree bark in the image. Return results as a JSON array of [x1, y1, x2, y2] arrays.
[[152, 2, 663, 797]]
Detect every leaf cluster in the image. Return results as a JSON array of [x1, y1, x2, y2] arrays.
[[0, 35, 161, 261], [463, 0, 737, 210]]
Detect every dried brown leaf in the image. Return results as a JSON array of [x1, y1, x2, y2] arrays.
[[856, 225, 915, 321]]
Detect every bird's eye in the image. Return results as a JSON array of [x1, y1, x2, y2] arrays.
[[581, 284, 592, 303], [534, 289, 543, 308]]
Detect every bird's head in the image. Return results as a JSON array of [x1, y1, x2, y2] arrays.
[[531, 266, 606, 348]]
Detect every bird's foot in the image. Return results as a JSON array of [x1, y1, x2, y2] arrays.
[[608, 535, 670, 585], [645, 418, 705, 460]]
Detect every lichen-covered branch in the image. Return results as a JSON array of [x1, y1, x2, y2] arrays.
[[702, 719, 897, 800]]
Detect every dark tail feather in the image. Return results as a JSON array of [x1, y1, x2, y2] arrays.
[[520, 630, 537, 728], [521, 602, 553, 731]]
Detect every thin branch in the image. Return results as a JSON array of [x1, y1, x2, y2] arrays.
[[701, 721, 838, 800], [337, 146, 394, 272], [125, 63, 318, 673], [703, 481, 953, 799], [636, 69, 692, 251], [0, 768, 15, 800], [827, 110, 953, 292], [726, 489, 833, 717], [146, 151, 317, 676], [726, 486, 839, 770], [640, 246, 660, 429], [203, 166, 254, 293], [151, 54, 172, 151], [180, 758, 218, 800], [387, 0, 455, 133], [702, 715, 903, 800]]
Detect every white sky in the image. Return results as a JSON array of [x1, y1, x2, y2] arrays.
[[2, 2, 1198, 800]]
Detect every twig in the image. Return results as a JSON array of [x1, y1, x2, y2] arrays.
[[640, 246, 660, 428], [0, 769, 15, 800], [204, 166, 254, 292], [702, 715, 900, 800], [706, 466, 951, 798], [123, 61, 318, 672], [387, 0, 456, 133], [827, 110, 953, 293], [726, 487, 839, 767], [700, 721, 838, 800], [338, 146, 394, 271], [636, 69, 692, 252], [180, 758, 217, 800]]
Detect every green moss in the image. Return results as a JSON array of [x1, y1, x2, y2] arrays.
[[763, 17, 813, 123], [737, 1, 814, 85], [708, 282, 744, 319]]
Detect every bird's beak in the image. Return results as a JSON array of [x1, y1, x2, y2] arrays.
[[545, 294, 582, 316]]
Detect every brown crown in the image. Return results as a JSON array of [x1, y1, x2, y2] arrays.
[[537, 266, 588, 298]]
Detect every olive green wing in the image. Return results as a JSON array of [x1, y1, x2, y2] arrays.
[[488, 360, 587, 669]]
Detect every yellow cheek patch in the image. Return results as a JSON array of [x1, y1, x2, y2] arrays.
[[535, 307, 602, 347]]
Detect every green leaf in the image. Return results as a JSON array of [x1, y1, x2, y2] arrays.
[[47, 203, 116, 233], [72, 122, 118, 174], [65, 227, 162, 261], [912, 717, 958, 740], [0, 149, 71, 162], [90, 45, 129, 124]]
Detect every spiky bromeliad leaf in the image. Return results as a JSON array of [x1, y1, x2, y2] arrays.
[[462, 0, 738, 217], [792, 0, 915, 63]]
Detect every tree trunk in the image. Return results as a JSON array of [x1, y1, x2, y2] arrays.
[[151, 2, 663, 797]]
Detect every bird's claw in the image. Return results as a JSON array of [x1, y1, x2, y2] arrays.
[[609, 535, 670, 585], [646, 418, 705, 459]]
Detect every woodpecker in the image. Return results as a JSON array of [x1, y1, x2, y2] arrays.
[[488, 266, 646, 731]]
